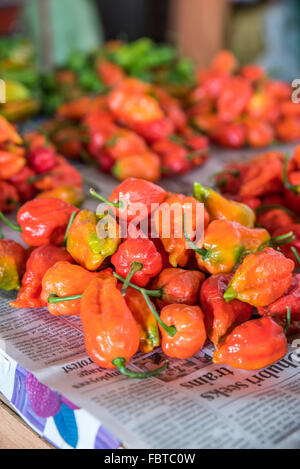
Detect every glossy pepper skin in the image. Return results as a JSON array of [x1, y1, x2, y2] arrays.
[[200, 274, 253, 346], [41, 262, 113, 316], [159, 304, 207, 359], [80, 277, 140, 369], [111, 238, 162, 288], [195, 219, 270, 275], [224, 248, 295, 307], [109, 177, 166, 222], [0, 239, 27, 291], [18, 198, 79, 247], [67, 210, 120, 271], [213, 317, 288, 370], [194, 182, 255, 228], [151, 268, 205, 310], [123, 287, 160, 353], [10, 245, 73, 309], [258, 274, 300, 321], [154, 193, 209, 268]]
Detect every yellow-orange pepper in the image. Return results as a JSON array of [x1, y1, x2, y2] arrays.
[[194, 219, 270, 274], [123, 287, 160, 353], [224, 247, 295, 307], [194, 182, 255, 228], [37, 185, 84, 207], [67, 210, 120, 271]]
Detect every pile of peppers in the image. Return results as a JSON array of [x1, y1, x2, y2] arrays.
[[35, 77, 210, 182], [1, 169, 299, 379], [0, 115, 84, 214], [188, 50, 300, 148]]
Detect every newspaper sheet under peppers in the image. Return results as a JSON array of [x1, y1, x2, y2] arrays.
[[0, 152, 299, 449]]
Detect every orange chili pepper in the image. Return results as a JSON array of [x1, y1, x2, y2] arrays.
[[154, 193, 209, 268], [37, 185, 84, 207], [42, 262, 113, 316], [0, 116, 22, 145], [224, 248, 295, 307], [213, 317, 288, 370], [81, 277, 167, 378], [159, 304, 207, 359], [0, 150, 26, 180], [151, 268, 205, 309], [112, 151, 161, 182]]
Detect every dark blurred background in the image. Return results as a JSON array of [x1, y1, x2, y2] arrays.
[[0, 0, 299, 78]]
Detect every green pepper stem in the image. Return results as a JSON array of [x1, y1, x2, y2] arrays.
[[193, 181, 210, 201], [63, 211, 77, 246], [269, 231, 296, 247], [284, 307, 291, 336], [113, 272, 163, 298], [182, 214, 209, 260], [27, 171, 54, 184], [121, 262, 143, 296], [112, 357, 168, 379], [0, 227, 3, 240], [283, 153, 299, 194], [48, 293, 82, 303], [223, 287, 237, 303], [89, 188, 124, 209], [291, 247, 300, 266], [141, 289, 177, 337], [0, 212, 22, 232]]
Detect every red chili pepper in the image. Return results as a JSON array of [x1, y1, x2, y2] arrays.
[[258, 274, 300, 321], [9, 166, 37, 203], [90, 177, 166, 222], [200, 274, 253, 346], [28, 146, 58, 174], [10, 245, 73, 309], [16, 198, 80, 246], [111, 238, 162, 291], [213, 317, 288, 370]]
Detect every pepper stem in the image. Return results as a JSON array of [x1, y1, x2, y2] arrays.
[[223, 287, 237, 303], [63, 211, 77, 246], [140, 289, 177, 337], [193, 182, 210, 201], [291, 247, 300, 266], [121, 262, 143, 296], [284, 307, 291, 336], [0, 212, 22, 232], [89, 188, 124, 210], [269, 231, 296, 247], [48, 293, 82, 303], [283, 153, 299, 194], [112, 357, 168, 379], [182, 214, 209, 260], [113, 272, 162, 298]]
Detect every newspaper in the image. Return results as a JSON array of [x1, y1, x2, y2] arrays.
[[0, 148, 299, 449], [0, 291, 299, 449]]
